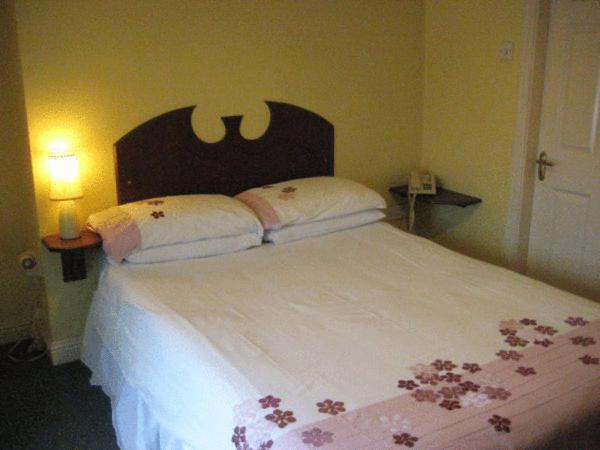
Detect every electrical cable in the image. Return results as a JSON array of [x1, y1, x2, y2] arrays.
[[7, 337, 47, 363]]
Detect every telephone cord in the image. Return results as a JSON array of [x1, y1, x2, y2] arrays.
[[408, 192, 417, 232]]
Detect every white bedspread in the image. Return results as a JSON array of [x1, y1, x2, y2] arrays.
[[82, 223, 600, 449]]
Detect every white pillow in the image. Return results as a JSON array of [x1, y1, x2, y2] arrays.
[[125, 233, 262, 263], [235, 176, 386, 230], [87, 194, 262, 261], [264, 209, 385, 244]]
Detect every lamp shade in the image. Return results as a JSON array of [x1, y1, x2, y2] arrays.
[[48, 154, 83, 200]]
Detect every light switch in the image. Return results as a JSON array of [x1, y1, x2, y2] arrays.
[[499, 41, 514, 61]]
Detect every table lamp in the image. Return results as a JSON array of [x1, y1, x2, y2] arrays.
[[48, 153, 83, 239]]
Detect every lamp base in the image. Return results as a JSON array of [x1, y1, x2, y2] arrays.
[[58, 200, 80, 240]]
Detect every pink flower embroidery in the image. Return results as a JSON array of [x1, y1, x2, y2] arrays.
[[500, 328, 517, 336], [505, 335, 529, 347], [432, 359, 457, 371], [265, 409, 296, 428], [534, 339, 553, 347], [489, 415, 511, 433], [571, 336, 596, 347], [301, 428, 334, 447], [439, 399, 461, 410], [520, 318, 537, 326], [397, 380, 419, 390], [151, 211, 165, 219], [231, 427, 273, 450], [565, 317, 589, 327], [579, 354, 599, 365], [442, 372, 462, 383], [316, 399, 346, 415], [147, 200, 164, 205], [515, 366, 536, 376], [483, 386, 511, 400], [415, 372, 442, 386], [411, 389, 440, 402], [462, 362, 482, 373], [534, 325, 558, 336], [258, 395, 281, 409], [278, 186, 297, 200], [232, 426, 246, 447], [232, 426, 273, 450], [499, 320, 524, 331], [496, 350, 523, 361], [393, 433, 419, 447], [459, 381, 480, 392], [232, 401, 276, 449], [438, 386, 466, 400]]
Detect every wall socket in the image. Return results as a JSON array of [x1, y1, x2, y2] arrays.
[[499, 41, 514, 61], [18, 250, 41, 277]]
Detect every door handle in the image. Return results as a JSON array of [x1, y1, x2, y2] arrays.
[[536, 151, 554, 181]]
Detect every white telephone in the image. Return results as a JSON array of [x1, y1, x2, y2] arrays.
[[407, 170, 436, 233], [409, 170, 437, 195]]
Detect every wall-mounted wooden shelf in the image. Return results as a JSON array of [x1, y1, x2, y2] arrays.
[[389, 185, 482, 208], [42, 230, 102, 282]]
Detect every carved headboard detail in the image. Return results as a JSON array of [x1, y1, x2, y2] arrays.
[[114, 101, 334, 204]]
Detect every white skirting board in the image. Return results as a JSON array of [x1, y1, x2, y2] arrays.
[[0, 322, 31, 346], [49, 336, 82, 365]]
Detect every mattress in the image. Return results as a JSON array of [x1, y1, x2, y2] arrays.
[[82, 222, 600, 449]]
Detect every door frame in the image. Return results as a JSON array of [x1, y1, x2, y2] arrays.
[[504, 0, 551, 272]]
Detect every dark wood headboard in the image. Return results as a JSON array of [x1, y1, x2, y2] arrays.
[[114, 101, 334, 204]]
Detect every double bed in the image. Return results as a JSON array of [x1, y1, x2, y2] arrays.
[[82, 102, 600, 449]]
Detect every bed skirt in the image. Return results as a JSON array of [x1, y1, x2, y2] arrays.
[[82, 326, 193, 450]]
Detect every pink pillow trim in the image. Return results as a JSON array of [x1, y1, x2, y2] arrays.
[[235, 191, 281, 230], [98, 216, 142, 261]]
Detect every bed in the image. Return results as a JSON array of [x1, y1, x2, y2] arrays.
[[82, 102, 600, 450]]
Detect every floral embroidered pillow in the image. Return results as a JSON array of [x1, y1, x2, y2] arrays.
[[87, 194, 263, 261], [235, 177, 386, 230]]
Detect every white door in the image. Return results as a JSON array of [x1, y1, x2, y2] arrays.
[[527, 0, 600, 301]]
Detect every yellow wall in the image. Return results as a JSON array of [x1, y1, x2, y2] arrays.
[[421, 0, 524, 266], [14, 0, 533, 345], [0, 0, 44, 342], [16, 0, 424, 342]]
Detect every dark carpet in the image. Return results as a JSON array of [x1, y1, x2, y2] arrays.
[[0, 341, 118, 450]]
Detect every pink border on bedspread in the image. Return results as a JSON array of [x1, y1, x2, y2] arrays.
[[235, 319, 599, 449]]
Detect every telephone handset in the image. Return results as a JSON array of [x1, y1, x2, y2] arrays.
[[409, 170, 437, 195]]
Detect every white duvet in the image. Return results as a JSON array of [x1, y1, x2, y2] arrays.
[[82, 223, 600, 449]]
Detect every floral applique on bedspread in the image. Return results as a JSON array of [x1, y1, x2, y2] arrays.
[[232, 316, 600, 449]]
